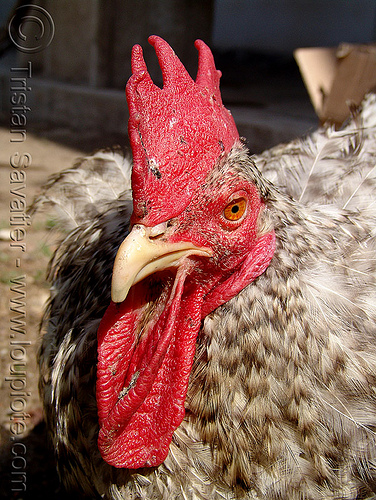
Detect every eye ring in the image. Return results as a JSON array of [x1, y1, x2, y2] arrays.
[[223, 197, 247, 221]]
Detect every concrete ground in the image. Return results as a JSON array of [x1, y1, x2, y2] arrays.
[[0, 128, 85, 499]]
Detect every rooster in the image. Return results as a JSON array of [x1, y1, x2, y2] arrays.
[[35, 36, 376, 499]]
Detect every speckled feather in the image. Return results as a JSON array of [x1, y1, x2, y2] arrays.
[[35, 95, 376, 499]]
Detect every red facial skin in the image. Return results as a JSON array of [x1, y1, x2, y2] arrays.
[[97, 170, 275, 469]]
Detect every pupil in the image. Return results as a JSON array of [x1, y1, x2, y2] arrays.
[[231, 205, 239, 213]]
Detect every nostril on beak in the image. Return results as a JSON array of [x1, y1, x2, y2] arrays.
[[149, 222, 168, 239]]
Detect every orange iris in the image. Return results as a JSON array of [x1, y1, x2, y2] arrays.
[[223, 197, 247, 221]]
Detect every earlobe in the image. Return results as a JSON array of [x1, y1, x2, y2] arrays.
[[201, 231, 276, 318]]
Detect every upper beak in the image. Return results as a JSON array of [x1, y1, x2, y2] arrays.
[[111, 223, 212, 303]]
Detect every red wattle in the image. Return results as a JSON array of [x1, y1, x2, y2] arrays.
[[96, 231, 275, 469], [96, 266, 205, 468]]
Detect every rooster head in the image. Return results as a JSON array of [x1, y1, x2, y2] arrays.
[[96, 36, 275, 469]]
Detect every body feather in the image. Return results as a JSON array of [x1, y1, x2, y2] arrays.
[[35, 94, 376, 499]]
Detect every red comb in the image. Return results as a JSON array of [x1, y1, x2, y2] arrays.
[[126, 35, 239, 225]]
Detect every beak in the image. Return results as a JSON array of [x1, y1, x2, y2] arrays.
[[111, 223, 212, 303]]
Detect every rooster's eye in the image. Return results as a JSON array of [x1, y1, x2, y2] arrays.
[[223, 197, 247, 221]]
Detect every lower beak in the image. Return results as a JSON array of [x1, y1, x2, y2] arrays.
[[111, 224, 212, 303]]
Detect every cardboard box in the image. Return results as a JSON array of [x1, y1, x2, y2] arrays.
[[294, 44, 376, 125]]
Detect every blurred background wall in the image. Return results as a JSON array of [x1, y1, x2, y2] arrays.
[[0, 0, 375, 151], [213, 0, 376, 52]]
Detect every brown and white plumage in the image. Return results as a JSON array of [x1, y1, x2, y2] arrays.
[[33, 90, 376, 499]]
